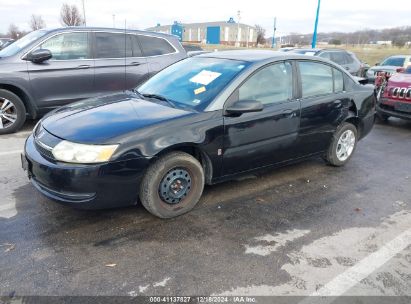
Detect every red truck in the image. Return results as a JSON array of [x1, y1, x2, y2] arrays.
[[376, 66, 411, 121]]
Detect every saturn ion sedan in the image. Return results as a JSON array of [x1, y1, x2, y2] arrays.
[[22, 50, 376, 218]]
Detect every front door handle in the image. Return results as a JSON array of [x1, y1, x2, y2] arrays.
[[77, 65, 91, 69], [129, 62, 142, 66]]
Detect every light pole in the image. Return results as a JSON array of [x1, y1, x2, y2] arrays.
[[81, 0, 86, 26], [272, 17, 277, 48], [112, 14, 116, 28], [236, 10, 241, 47], [311, 0, 321, 48]]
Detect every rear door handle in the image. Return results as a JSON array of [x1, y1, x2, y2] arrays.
[[282, 109, 296, 118], [77, 64, 91, 69], [129, 62, 143, 66]]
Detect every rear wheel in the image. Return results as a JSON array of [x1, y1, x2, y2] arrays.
[[324, 122, 358, 167], [0, 89, 26, 135], [140, 151, 204, 218]]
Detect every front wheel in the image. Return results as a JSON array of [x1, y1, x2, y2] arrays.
[[324, 122, 358, 167], [140, 151, 205, 218], [0, 89, 26, 135]]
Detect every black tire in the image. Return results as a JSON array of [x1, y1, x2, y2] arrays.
[[376, 112, 389, 122], [323, 122, 358, 167], [0, 89, 26, 135], [140, 151, 205, 218]]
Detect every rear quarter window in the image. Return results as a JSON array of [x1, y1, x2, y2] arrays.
[[138, 35, 176, 56]]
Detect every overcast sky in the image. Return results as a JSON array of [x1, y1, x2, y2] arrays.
[[0, 0, 410, 36]]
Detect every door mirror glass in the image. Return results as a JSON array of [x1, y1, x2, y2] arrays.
[[225, 99, 263, 116], [27, 49, 52, 63]]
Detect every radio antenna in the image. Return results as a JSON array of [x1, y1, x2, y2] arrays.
[[124, 19, 127, 92]]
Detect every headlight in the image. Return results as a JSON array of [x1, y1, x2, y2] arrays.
[[52, 140, 118, 164]]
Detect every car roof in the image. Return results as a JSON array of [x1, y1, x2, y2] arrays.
[[197, 50, 320, 63], [41, 27, 177, 40]]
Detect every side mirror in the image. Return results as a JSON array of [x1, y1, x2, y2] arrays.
[[375, 62, 379, 66], [225, 99, 263, 116], [26, 49, 52, 63]]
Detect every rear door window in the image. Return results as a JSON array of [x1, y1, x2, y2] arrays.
[[330, 52, 347, 65], [344, 53, 354, 64], [138, 35, 176, 56], [95, 32, 132, 58], [299, 61, 333, 98]]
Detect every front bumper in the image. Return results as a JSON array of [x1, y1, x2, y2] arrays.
[[23, 135, 150, 209], [377, 99, 411, 121]]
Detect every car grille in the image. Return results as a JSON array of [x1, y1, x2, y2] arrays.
[[34, 139, 55, 160], [33, 124, 61, 161]]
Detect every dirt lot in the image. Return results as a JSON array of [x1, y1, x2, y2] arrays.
[[0, 119, 410, 298]]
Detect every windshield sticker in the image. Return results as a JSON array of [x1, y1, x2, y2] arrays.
[[192, 99, 201, 104], [304, 52, 316, 56], [238, 65, 245, 69], [190, 70, 222, 86], [194, 86, 206, 95]]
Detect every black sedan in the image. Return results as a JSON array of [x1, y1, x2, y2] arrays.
[[22, 51, 376, 218]]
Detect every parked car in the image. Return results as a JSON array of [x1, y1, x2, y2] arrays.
[[0, 38, 14, 50], [366, 55, 411, 83], [0, 27, 187, 134], [290, 48, 368, 77], [376, 66, 411, 121], [278, 47, 296, 52], [22, 50, 376, 218], [183, 44, 211, 57]]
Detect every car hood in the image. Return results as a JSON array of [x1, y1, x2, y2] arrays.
[[387, 72, 411, 87], [368, 65, 400, 74], [42, 92, 193, 144]]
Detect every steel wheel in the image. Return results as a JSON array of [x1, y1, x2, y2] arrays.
[[140, 151, 204, 218], [0, 98, 17, 129], [336, 130, 356, 162], [159, 168, 192, 204]]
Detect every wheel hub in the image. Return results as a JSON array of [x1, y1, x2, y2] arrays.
[[336, 130, 355, 161], [159, 168, 192, 204], [0, 98, 17, 129]]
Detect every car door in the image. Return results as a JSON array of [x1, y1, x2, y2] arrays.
[[93, 32, 148, 95], [138, 34, 183, 78], [222, 61, 301, 175], [296, 61, 348, 156], [27, 31, 95, 110]]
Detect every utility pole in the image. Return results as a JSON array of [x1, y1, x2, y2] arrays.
[[311, 0, 321, 48], [236, 10, 241, 47], [272, 17, 277, 48], [81, 0, 86, 26]]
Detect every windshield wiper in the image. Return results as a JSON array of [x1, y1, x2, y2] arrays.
[[142, 93, 177, 108]]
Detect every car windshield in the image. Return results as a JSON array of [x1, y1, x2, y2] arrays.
[[0, 30, 47, 57], [137, 57, 250, 111], [381, 57, 405, 67]]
